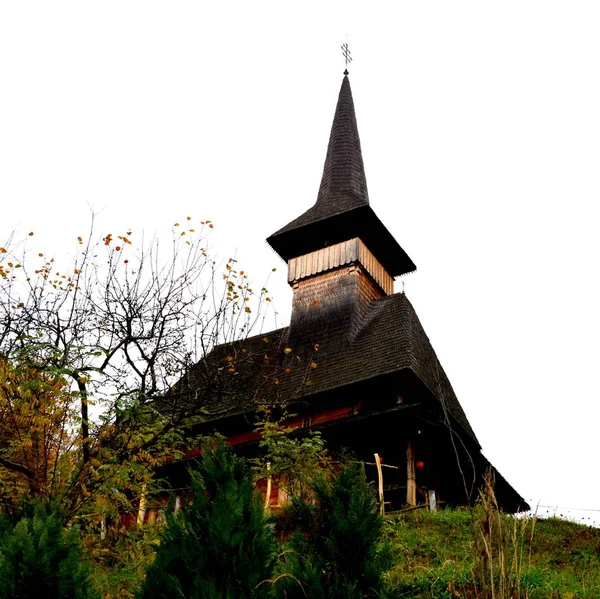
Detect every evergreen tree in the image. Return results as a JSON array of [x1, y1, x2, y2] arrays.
[[276, 462, 391, 598], [0, 503, 96, 599], [140, 439, 276, 599]]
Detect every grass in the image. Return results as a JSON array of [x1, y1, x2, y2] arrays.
[[382, 506, 600, 598], [83, 476, 599, 598]]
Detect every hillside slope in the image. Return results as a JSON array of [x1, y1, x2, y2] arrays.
[[384, 508, 599, 598]]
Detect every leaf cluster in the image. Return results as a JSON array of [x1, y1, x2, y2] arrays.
[[0, 357, 76, 508], [254, 408, 328, 502]]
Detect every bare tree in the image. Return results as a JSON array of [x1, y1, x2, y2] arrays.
[[0, 217, 276, 517]]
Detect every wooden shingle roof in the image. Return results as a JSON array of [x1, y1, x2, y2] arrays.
[[177, 292, 478, 444], [276, 74, 369, 229], [266, 74, 416, 277]]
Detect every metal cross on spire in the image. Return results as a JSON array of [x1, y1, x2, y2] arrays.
[[341, 43, 352, 74]]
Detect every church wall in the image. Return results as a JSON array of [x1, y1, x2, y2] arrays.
[[288, 264, 385, 352], [288, 238, 393, 295]]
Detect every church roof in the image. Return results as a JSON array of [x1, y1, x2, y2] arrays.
[[287, 74, 370, 222], [175, 292, 478, 444], [267, 74, 416, 277]]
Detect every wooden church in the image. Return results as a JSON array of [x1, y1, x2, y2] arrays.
[[171, 70, 528, 514]]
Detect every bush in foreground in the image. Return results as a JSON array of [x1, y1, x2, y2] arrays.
[[0, 503, 96, 599], [139, 439, 277, 599], [275, 462, 390, 598]]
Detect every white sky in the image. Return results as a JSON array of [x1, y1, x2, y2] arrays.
[[1, 2, 599, 525]]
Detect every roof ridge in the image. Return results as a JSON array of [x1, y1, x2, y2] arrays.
[[349, 294, 394, 341]]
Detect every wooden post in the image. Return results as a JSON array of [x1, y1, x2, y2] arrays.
[[428, 489, 437, 512], [406, 441, 416, 506], [374, 453, 384, 516], [137, 483, 147, 526], [264, 462, 272, 511]]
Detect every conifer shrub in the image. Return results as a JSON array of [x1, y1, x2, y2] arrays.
[[139, 438, 277, 599], [0, 502, 96, 599], [275, 462, 391, 598]]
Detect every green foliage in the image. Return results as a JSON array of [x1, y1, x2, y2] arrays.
[[139, 438, 277, 599], [88, 525, 162, 599], [0, 502, 97, 599], [276, 462, 391, 598], [254, 409, 328, 501]]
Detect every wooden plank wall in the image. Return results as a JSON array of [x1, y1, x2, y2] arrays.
[[288, 238, 394, 295]]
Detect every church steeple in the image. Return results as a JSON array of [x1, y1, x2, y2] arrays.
[[267, 73, 416, 278], [315, 73, 369, 214]]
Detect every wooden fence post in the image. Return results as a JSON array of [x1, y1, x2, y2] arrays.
[[264, 462, 272, 511], [406, 441, 416, 506], [428, 489, 437, 512], [374, 453, 384, 516]]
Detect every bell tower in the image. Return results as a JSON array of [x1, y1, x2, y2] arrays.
[[267, 72, 415, 353]]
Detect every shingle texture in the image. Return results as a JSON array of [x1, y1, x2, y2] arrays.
[[274, 75, 369, 234], [266, 75, 416, 277], [176, 292, 478, 444]]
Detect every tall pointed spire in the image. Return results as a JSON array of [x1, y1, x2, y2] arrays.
[[315, 73, 369, 213], [267, 72, 416, 278]]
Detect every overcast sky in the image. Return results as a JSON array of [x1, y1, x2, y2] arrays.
[[1, 2, 599, 525]]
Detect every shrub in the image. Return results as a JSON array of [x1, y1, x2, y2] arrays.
[[276, 462, 391, 598], [139, 438, 277, 599], [0, 503, 96, 599]]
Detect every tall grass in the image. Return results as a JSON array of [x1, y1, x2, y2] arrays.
[[472, 473, 536, 599]]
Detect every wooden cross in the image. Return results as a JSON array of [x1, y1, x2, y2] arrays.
[[341, 43, 352, 71]]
